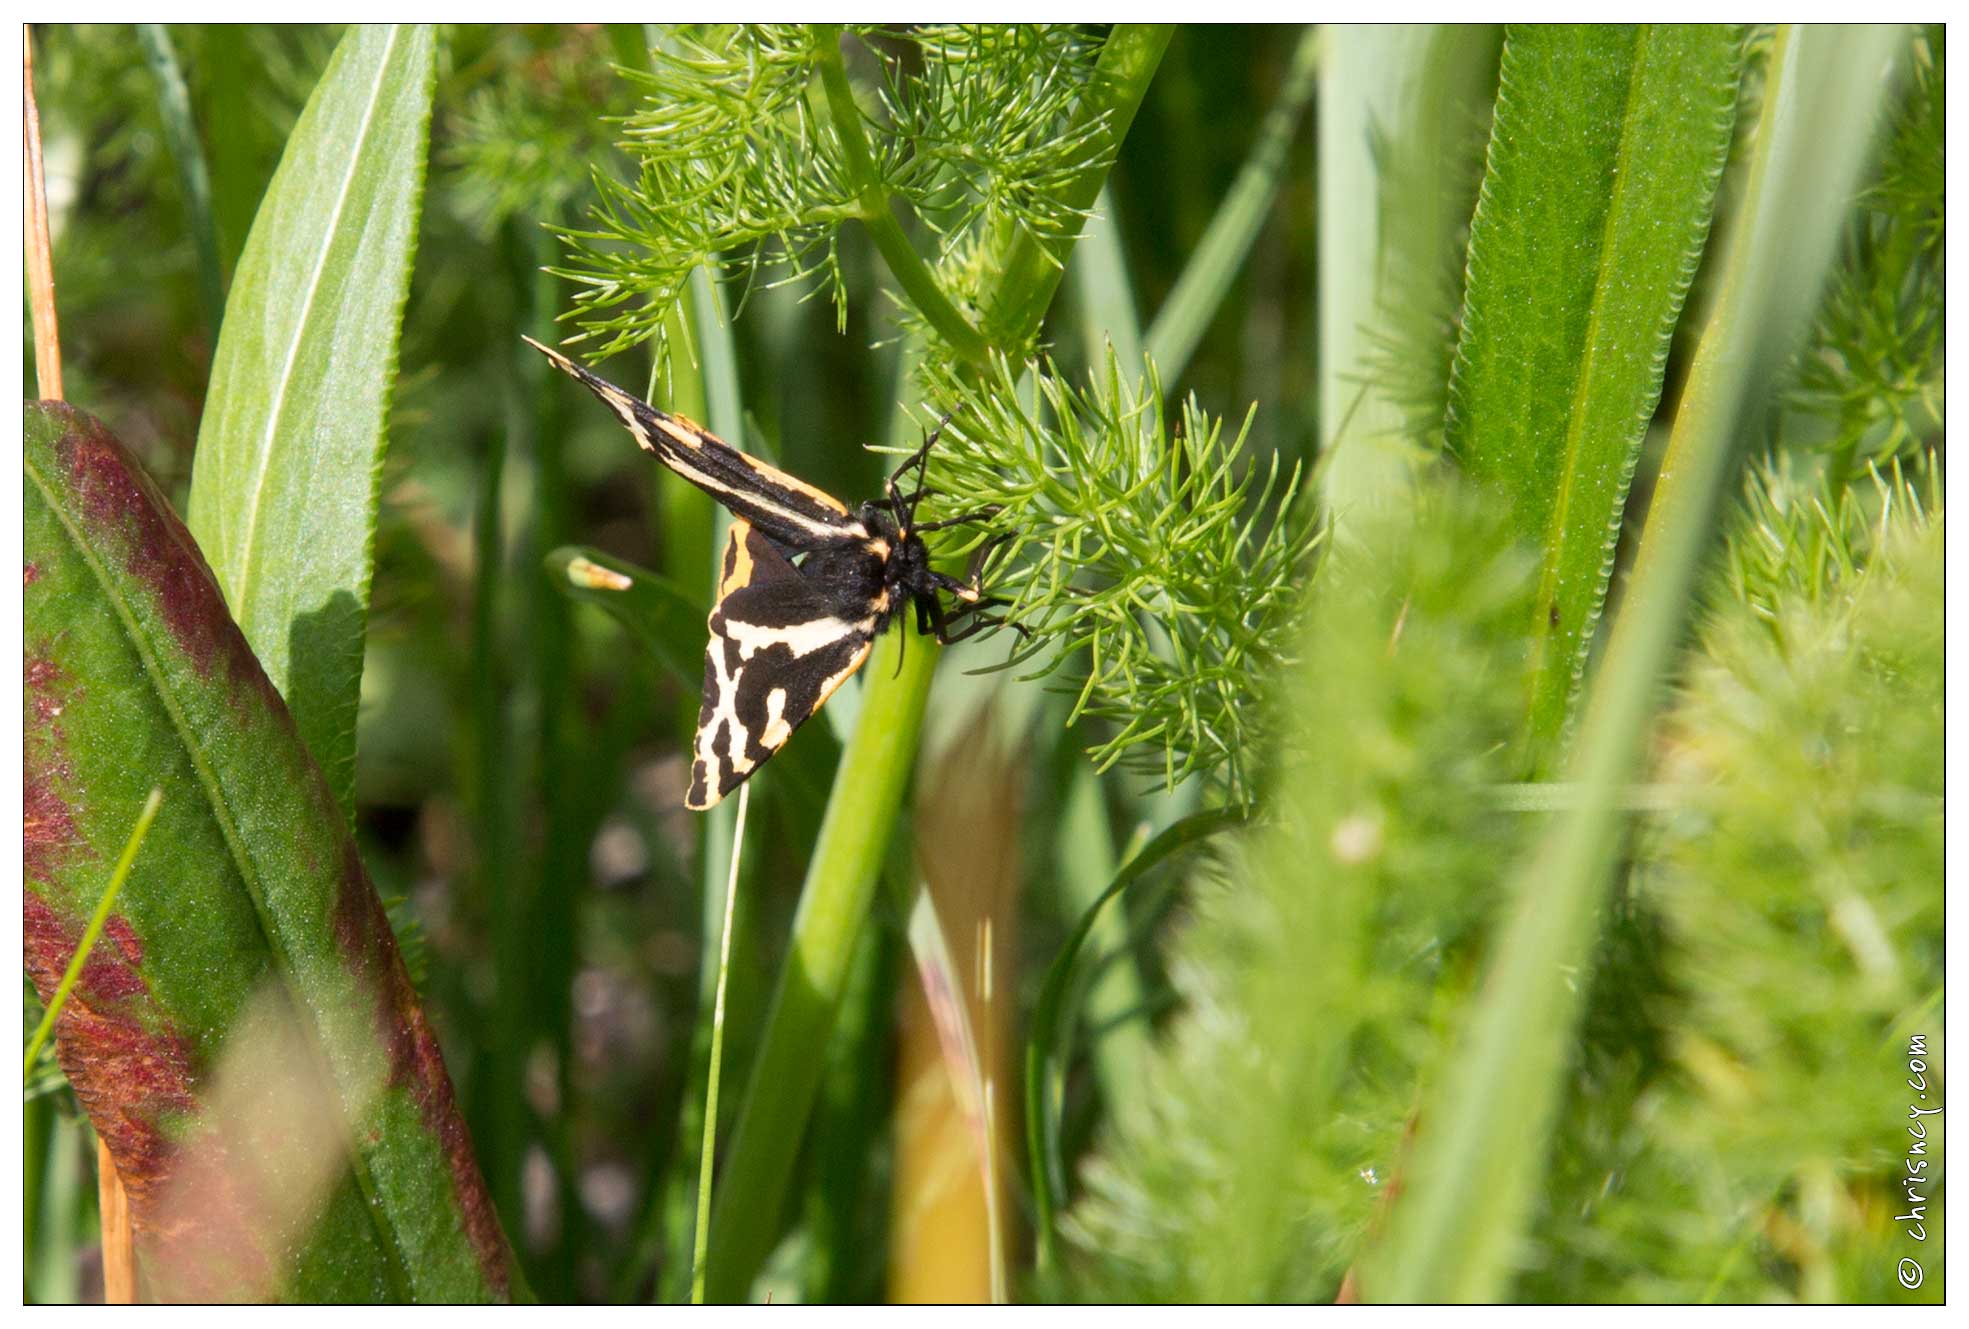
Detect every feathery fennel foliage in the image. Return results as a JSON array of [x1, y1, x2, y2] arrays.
[[1061, 485, 1537, 1301], [1573, 465, 1942, 1304], [1723, 451, 1938, 632], [1519, 449, 1941, 1302], [1790, 25, 1943, 491], [446, 28, 633, 237], [554, 23, 1106, 376], [921, 351, 1322, 805]]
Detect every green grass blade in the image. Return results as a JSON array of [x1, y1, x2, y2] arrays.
[[1144, 24, 1319, 384], [692, 785, 752, 1304], [668, 266, 753, 1301], [135, 24, 225, 340], [24, 787, 163, 1078], [1364, 24, 1907, 1302], [26, 403, 521, 1301], [186, 24, 436, 820], [1026, 806, 1247, 1275], [1070, 186, 1145, 381], [1444, 24, 1743, 772], [1049, 767, 1148, 1120], [1318, 24, 1500, 524]]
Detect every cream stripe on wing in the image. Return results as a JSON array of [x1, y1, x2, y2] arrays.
[[724, 614, 876, 662]]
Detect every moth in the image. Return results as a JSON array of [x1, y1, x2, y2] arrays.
[[525, 337, 1015, 809]]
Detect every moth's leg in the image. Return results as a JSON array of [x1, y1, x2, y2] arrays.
[[922, 529, 1014, 603], [937, 607, 1021, 645], [925, 592, 958, 645], [932, 589, 1030, 644], [929, 566, 1020, 615], [911, 504, 1005, 535]]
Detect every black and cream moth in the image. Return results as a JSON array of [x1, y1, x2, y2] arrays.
[[526, 338, 1010, 809]]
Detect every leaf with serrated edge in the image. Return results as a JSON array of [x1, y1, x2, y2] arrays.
[[187, 24, 436, 820]]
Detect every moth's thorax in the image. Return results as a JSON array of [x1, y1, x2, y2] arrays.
[[885, 533, 932, 597], [853, 502, 932, 611]]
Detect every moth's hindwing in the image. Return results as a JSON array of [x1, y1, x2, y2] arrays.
[[688, 520, 878, 809]]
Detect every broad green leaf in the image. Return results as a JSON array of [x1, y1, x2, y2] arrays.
[[25, 403, 521, 1302], [1445, 24, 1742, 771], [187, 23, 435, 819]]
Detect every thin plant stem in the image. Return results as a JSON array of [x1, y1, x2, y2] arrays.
[[1025, 805, 1247, 1275], [24, 789, 165, 1077], [703, 26, 1172, 1299], [98, 1137, 133, 1303], [1144, 24, 1321, 382], [691, 781, 751, 1305], [24, 25, 61, 401], [813, 23, 992, 365], [24, 34, 125, 1301], [981, 23, 1173, 347]]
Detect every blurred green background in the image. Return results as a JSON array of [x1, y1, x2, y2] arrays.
[[24, 23, 1941, 1305]]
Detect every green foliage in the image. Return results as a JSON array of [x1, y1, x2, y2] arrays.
[[445, 26, 631, 237], [1339, 26, 1500, 473], [1445, 24, 1743, 770], [925, 350, 1321, 803], [26, 25, 330, 478], [1366, 26, 1910, 1303], [1062, 485, 1538, 1302], [1139, 25, 1322, 382], [134, 25, 224, 336], [187, 23, 436, 820], [1722, 452, 1937, 628], [1790, 26, 1944, 489], [555, 23, 1107, 373], [1027, 806, 1249, 1270], [28, 18, 1940, 1309], [25, 403, 520, 1301], [1581, 465, 1942, 1303]]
